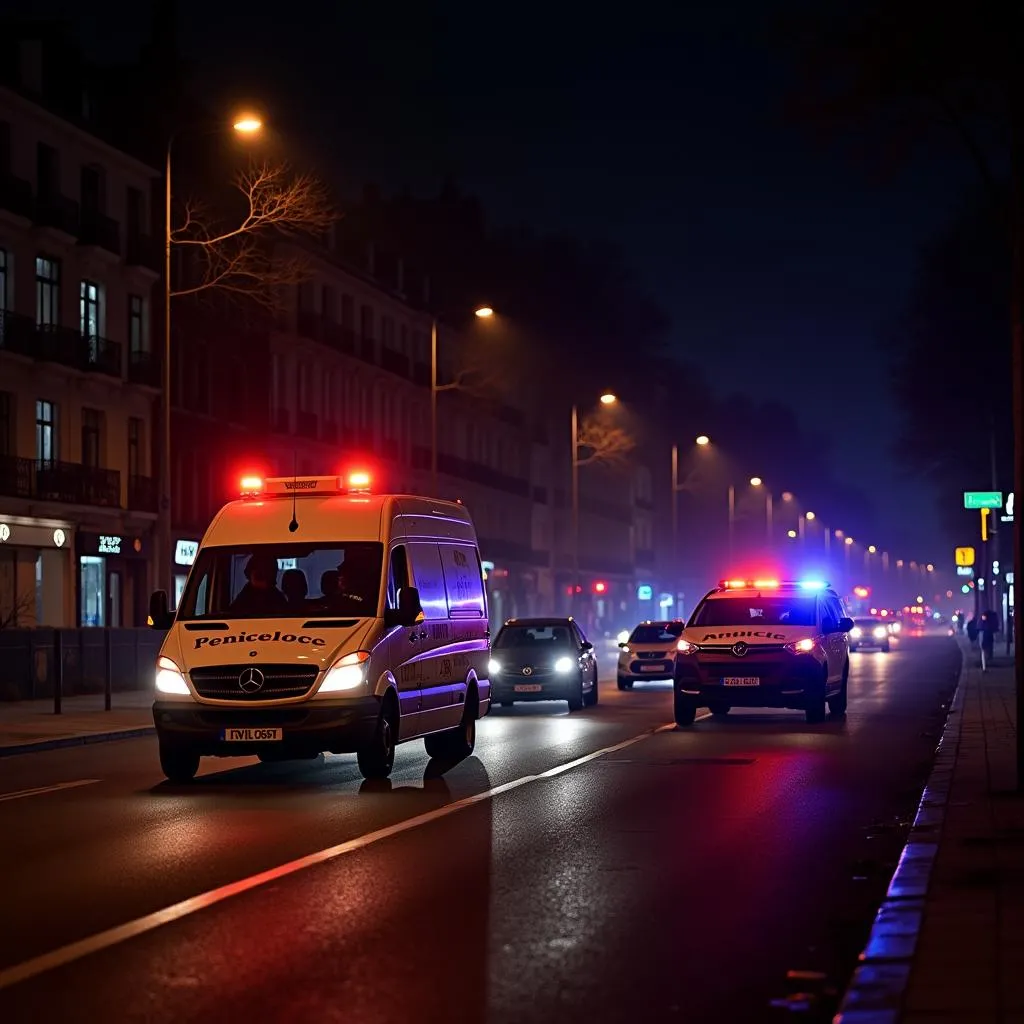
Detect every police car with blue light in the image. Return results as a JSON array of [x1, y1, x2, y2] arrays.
[[672, 578, 853, 726]]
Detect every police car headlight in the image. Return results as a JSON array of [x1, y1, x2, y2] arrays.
[[554, 656, 575, 673], [850, 627, 863, 638], [677, 639, 697, 654], [785, 637, 817, 654], [155, 656, 190, 696], [488, 658, 502, 675], [616, 630, 630, 644], [873, 626, 888, 639], [320, 651, 370, 693]]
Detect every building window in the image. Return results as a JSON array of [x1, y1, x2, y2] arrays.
[[80, 164, 104, 215], [80, 280, 101, 338], [36, 143, 58, 196], [79, 556, 105, 627], [81, 408, 101, 467], [128, 294, 146, 353], [35, 256, 60, 326], [35, 399, 57, 464], [0, 247, 7, 310], [128, 417, 142, 478], [0, 391, 11, 457]]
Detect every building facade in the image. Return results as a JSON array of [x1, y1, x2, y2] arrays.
[[0, 75, 161, 629]]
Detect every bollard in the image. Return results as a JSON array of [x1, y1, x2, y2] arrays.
[[104, 629, 112, 711], [54, 630, 63, 715]]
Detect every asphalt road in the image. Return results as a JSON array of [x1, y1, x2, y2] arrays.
[[0, 634, 960, 1023]]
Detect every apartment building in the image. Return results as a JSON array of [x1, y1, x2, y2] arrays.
[[0, 72, 161, 628]]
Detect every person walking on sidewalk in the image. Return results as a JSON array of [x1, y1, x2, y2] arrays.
[[966, 615, 979, 646], [979, 608, 1000, 665]]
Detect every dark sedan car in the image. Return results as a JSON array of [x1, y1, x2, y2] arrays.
[[850, 617, 891, 652], [488, 617, 599, 711]]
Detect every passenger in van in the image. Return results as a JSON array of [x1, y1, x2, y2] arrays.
[[281, 568, 308, 606], [228, 553, 290, 617], [335, 548, 379, 614]]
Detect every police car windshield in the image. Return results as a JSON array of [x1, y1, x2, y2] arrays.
[[690, 596, 817, 627], [630, 623, 683, 643], [494, 625, 576, 650], [177, 542, 384, 620]]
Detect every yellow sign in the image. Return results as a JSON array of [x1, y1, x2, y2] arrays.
[[955, 546, 975, 567], [981, 508, 990, 542]]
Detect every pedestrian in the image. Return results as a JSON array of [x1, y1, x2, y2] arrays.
[[966, 616, 978, 646], [979, 608, 999, 664]]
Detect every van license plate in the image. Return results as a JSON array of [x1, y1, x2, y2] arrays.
[[514, 684, 542, 693], [220, 727, 282, 741], [722, 677, 759, 686], [641, 665, 662, 672]]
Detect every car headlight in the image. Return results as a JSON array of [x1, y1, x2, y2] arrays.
[[873, 626, 887, 639], [488, 658, 502, 675], [616, 630, 630, 644], [619, 645, 630, 655], [850, 627, 862, 638], [155, 656, 190, 695], [319, 651, 370, 693], [785, 637, 817, 654], [677, 639, 697, 654], [890, 622, 901, 633], [554, 656, 575, 673]]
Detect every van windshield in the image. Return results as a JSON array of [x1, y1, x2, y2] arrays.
[[177, 542, 384, 620]]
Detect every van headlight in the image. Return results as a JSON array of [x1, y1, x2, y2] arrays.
[[488, 658, 502, 675], [554, 656, 575, 673], [155, 656, 190, 695], [319, 651, 370, 693]]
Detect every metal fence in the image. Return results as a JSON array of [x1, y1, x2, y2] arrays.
[[0, 628, 166, 703]]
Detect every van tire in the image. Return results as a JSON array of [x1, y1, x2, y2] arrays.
[[358, 696, 397, 780], [424, 691, 478, 760], [160, 746, 199, 783]]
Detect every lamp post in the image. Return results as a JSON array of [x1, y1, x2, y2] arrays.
[[749, 476, 772, 542], [430, 305, 493, 495], [158, 114, 263, 596], [671, 434, 710, 587], [571, 393, 617, 610]]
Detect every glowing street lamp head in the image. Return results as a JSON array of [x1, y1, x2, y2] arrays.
[[749, 476, 762, 487], [845, 536, 854, 546], [787, 529, 797, 539], [599, 393, 617, 405], [232, 115, 263, 134], [695, 435, 710, 446], [868, 545, 876, 554], [474, 306, 494, 318], [805, 511, 815, 521]]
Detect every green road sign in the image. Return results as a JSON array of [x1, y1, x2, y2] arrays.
[[964, 491, 1003, 509]]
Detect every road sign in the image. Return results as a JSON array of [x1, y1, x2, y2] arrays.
[[964, 491, 1002, 509], [957, 566, 974, 577], [955, 546, 976, 566]]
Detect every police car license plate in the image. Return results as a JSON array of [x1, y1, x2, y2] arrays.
[[722, 677, 759, 686], [220, 727, 282, 741], [514, 684, 542, 692]]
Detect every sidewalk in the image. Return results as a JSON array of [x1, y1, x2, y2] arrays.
[[0, 691, 155, 756], [836, 642, 1024, 1023]]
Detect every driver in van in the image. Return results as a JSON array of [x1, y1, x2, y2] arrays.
[[335, 548, 379, 613], [228, 553, 290, 616]]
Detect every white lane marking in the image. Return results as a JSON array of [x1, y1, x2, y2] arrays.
[[0, 717, 701, 989], [0, 780, 99, 804]]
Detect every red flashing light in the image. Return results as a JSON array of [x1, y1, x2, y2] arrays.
[[347, 470, 372, 492], [720, 578, 779, 590], [593, 581, 607, 594], [240, 475, 263, 494]]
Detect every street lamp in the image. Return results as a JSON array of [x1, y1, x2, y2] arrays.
[[747, 476, 773, 541], [671, 434, 712, 586], [430, 305, 495, 494], [159, 113, 263, 595], [571, 393, 617, 608], [695, 434, 710, 446]]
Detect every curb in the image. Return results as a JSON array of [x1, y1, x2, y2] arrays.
[[0, 726, 156, 758], [832, 656, 966, 1023]]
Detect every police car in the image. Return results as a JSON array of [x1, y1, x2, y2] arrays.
[[673, 578, 853, 726]]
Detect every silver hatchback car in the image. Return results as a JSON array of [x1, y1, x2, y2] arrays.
[[617, 620, 685, 690]]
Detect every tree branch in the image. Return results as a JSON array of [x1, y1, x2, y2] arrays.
[[575, 418, 635, 466]]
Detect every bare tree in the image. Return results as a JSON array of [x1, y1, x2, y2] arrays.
[[576, 416, 634, 466], [0, 590, 34, 630], [171, 160, 336, 310]]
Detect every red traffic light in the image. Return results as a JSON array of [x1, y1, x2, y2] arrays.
[[593, 581, 607, 594]]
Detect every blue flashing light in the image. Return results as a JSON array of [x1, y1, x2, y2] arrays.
[[798, 579, 827, 590]]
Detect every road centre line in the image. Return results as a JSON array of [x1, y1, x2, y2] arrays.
[[0, 715, 703, 990], [0, 780, 99, 804]]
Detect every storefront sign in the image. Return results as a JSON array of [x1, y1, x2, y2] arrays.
[[53, 529, 66, 547], [0, 523, 9, 542], [0, 518, 73, 548], [636, 584, 653, 601], [175, 539, 199, 566], [77, 532, 148, 559], [99, 534, 122, 554]]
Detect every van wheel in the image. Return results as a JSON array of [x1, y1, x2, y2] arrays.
[[160, 746, 199, 783], [424, 693, 477, 760], [358, 698, 397, 780]]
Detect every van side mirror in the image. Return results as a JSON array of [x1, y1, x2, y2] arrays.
[[581, 640, 594, 652], [384, 586, 423, 628], [148, 590, 172, 630], [838, 616, 855, 633], [618, 641, 627, 649]]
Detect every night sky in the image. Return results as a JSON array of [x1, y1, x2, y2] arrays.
[[10, 0, 978, 562]]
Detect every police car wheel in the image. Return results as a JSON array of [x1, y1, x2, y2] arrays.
[[881, 641, 890, 652], [617, 675, 633, 691], [160, 746, 199, 783], [358, 700, 397, 779], [674, 693, 697, 727], [805, 690, 828, 724], [828, 665, 849, 717]]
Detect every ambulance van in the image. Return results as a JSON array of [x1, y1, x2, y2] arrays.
[[147, 473, 490, 782]]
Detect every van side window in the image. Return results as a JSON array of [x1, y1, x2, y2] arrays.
[[387, 545, 410, 609], [406, 542, 448, 620], [438, 543, 485, 618]]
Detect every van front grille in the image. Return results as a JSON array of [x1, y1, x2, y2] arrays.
[[189, 664, 319, 701]]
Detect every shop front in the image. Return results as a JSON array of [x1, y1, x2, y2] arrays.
[[173, 537, 200, 608], [75, 531, 151, 627], [0, 515, 75, 626]]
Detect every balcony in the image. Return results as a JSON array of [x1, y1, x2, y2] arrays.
[[0, 173, 33, 221], [125, 233, 162, 273], [0, 309, 34, 357], [296, 410, 319, 439], [0, 456, 121, 508], [128, 349, 161, 387], [35, 191, 80, 238], [381, 347, 410, 378], [31, 324, 122, 377], [78, 209, 121, 257], [85, 335, 122, 377], [128, 474, 156, 511]]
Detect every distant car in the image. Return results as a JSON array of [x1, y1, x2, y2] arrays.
[[488, 617, 599, 711], [850, 617, 890, 652], [617, 620, 684, 690]]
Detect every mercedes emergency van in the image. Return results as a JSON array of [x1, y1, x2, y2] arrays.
[[148, 474, 490, 782]]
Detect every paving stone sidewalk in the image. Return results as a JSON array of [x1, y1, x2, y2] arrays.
[[837, 643, 1024, 1023], [0, 691, 154, 755]]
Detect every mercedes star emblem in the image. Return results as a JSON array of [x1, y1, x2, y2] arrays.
[[238, 667, 266, 693], [522, 666, 533, 676], [731, 642, 749, 658]]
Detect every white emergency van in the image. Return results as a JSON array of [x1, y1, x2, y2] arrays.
[[148, 473, 490, 782]]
